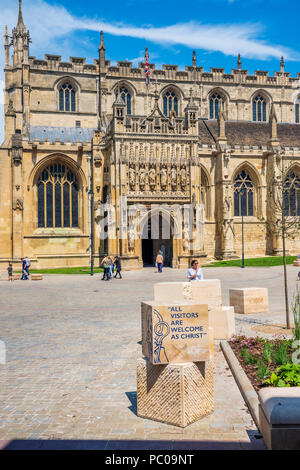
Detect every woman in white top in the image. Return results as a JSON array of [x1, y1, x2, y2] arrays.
[[187, 259, 204, 281]]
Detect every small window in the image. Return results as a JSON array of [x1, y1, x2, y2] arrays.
[[209, 93, 224, 120], [163, 90, 178, 117], [116, 86, 131, 115], [234, 170, 254, 216], [75, 121, 81, 128], [253, 95, 267, 122], [284, 171, 300, 216], [296, 98, 300, 123], [59, 82, 76, 112]]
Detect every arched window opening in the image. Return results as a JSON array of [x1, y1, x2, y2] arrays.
[[116, 86, 131, 115], [200, 169, 209, 216], [209, 93, 224, 120], [59, 82, 76, 112], [37, 163, 79, 228], [296, 98, 300, 123], [252, 95, 267, 122], [284, 171, 300, 216], [234, 170, 254, 216], [163, 90, 178, 117]]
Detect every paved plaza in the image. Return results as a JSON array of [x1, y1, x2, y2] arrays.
[[0, 265, 299, 450]]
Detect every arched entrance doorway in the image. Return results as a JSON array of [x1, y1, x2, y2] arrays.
[[141, 210, 174, 267]]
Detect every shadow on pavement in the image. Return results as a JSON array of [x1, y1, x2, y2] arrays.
[[1, 437, 266, 450]]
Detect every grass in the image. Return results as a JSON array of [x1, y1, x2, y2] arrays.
[[16, 266, 104, 275], [205, 255, 297, 268]]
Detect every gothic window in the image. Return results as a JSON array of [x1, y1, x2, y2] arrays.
[[209, 93, 224, 119], [284, 171, 300, 216], [163, 89, 178, 117], [200, 169, 210, 217], [59, 82, 76, 112], [296, 98, 300, 123], [37, 163, 79, 228], [234, 170, 254, 216], [252, 95, 267, 122], [116, 86, 131, 115]]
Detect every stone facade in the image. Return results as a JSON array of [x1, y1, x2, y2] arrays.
[[1, 1, 300, 270]]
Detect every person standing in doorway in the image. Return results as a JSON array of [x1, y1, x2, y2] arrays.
[[156, 250, 164, 273], [187, 259, 204, 281]]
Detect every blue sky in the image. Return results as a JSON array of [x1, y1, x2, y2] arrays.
[[1, 0, 300, 142]]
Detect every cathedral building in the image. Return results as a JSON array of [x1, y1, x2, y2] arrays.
[[1, 0, 300, 270]]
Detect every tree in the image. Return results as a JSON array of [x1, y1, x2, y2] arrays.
[[264, 160, 300, 329]]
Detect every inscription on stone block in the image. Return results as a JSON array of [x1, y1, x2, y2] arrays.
[[141, 301, 210, 364]]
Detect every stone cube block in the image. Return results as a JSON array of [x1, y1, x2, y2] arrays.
[[258, 388, 300, 450], [229, 287, 268, 314], [31, 274, 43, 280], [154, 279, 222, 309], [209, 306, 235, 340], [141, 301, 211, 364], [137, 357, 214, 427]]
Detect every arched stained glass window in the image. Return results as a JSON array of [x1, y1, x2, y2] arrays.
[[200, 169, 209, 216], [163, 90, 178, 117], [253, 95, 267, 122], [37, 163, 79, 228], [116, 86, 131, 115], [209, 93, 224, 119], [59, 82, 76, 112], [234, 170, 254, 216], [284, 171, 300, 216], [296, 98, 300, 123]]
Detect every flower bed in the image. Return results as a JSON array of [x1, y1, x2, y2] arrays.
[[229, 335, 295, 391]]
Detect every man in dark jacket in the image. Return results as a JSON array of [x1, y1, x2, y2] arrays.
[[114, 256, 122, 279]]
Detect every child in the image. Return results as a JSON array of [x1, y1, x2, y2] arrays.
[[8, 263, 13, 282]]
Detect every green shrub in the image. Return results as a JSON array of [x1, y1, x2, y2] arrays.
[[240, 347, 256, 365], [263, 342, 273, 364], [264, 363, 300, 387], [273, 342, 289, 365], [257, 359, 270, 380]]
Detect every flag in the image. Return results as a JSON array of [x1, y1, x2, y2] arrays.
[[145, 47, 150, 86]]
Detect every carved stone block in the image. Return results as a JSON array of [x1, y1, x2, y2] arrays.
[[137, 357, 214, 427], [141, 301, 211, 364]]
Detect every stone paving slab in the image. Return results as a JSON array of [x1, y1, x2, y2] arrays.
[[1, 265, 296, 449]]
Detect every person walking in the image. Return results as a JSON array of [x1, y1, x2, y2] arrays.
[[108, 256, 114, 279], [100, 255, 110, 281], [24, 256, 31, 277], [187, 259, 204, 281], [8, 263, 13, 281], [21, 258, 29, 280], [113, 256, 122, 279], [156, 250, 164, 273]]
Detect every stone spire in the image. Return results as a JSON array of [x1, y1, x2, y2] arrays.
[[17, 0, 25, 29], [12, 0, 30, 65], [237, 53, 242, 70], [269, 103, 278, 140], [280, 56, 285, 73], [99, 31, 105, 51], [192, 50, 196, 67], [4, 25, 10, 66], [99, 31, 106, 69], [218, 103, 226, 140]]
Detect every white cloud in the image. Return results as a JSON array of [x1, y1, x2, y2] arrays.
[[0, 0, 298, 142], [0, 0, 297, 61]]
